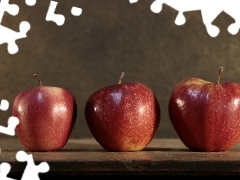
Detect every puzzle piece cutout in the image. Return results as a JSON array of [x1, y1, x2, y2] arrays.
[[25, 0, 37, 6], [16, 151, 50, 180], [0, 99, 19, 136], [0, 0, 19, 23], [71, 6, 82, 16], [0, 163, 16, 180], [0, 99, 9, 111], [0, 21, 30, 54], [129, 0, 138, 4], [131, 0, 240, 37], [0, 151, 50, 180], [0, 0, 82, 54], [46, 1, 65, 26], [0, 0, 36, 54], [0, 116, 19, 136], [46, 0, 82, 26]]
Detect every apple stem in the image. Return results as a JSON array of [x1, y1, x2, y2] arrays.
[[33, 73, 42, 86], [118, 72, 125, 84], [216, 67, 223, 84]]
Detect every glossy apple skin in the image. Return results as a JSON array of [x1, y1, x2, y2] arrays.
[[12, 86, 77, 152], [169, 78, 240, 152], [85, 83, 160, 152]]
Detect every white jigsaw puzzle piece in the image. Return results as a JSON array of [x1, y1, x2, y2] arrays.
[[0, 163, 16, 180], [46, 0, 65, 26], [16, 151, 50, 180], [129, 0, 139, 4], [222, 1, 240, 35], [130, 0, 240, 37], [0, 116, 19, 136], [0, 0, 19, 23], [0, 99, 9, 111], [71, 6, 82, 16], [25, 0, 37, 6], [0, 0, 32, 54], [149, 0, 221, 37], [0, 21, 30, 54], [0, 99, 19, 136]]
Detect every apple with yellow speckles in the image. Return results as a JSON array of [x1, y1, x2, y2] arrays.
[[168, 67, 240, 152], [85, 72, 161, 152], [12, 73, 77, 152]]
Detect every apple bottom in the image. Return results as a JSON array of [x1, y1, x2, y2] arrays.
[[173, 128, 240, 152], [169, 105, 240, 152], [169, 114, 240, 152], [86, 98, 160, 152], [88, 122, 158, 152], [16, 119, 74, 152]]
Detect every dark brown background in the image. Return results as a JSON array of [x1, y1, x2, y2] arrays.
[[0, 0, 239, 139]]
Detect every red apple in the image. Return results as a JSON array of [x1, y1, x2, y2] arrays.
[[168, 67, 240, 152], [85, 72, 160, 152], [12, 73, 77, 152]]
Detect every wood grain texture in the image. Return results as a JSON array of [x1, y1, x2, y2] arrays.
[[1, 138, 240, 178]]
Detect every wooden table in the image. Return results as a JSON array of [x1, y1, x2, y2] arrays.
[[2, 138, 240, 179]]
